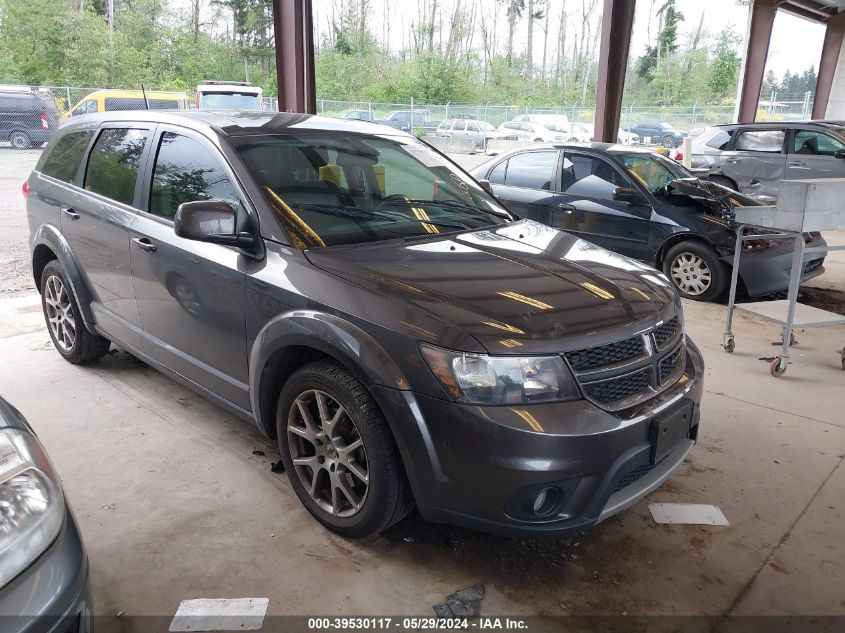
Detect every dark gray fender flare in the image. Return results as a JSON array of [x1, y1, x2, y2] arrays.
[[248, 309, 448, 491], [31, 224, 97, 330], [249, 309, 411, 432]]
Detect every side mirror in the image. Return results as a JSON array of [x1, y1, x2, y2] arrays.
[[478, 179, 493, 194], [612, 187, 646, 205], [174, 200, 255, 248], [835, 149, 845, 160]]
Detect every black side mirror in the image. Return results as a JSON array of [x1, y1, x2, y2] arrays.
[[835, 149, 845, 160], [612, 187, 646, 205], [175, 200, 255, 248]]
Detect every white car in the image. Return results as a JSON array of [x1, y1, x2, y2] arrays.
[[498, 120, 565, 143], [196, 81, 263, 111]]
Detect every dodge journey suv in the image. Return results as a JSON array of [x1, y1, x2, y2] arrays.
[[26, 111, 703, 538]]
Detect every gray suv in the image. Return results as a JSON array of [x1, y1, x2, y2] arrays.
[[688, 122, 845, 202], [26, 111, 703, 538]]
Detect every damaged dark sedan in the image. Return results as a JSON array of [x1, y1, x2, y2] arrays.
[[471, 143, 827, 301]]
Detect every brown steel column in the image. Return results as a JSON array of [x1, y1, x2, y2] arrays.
[[737, 0, 778, 123], [594, 0, 636, 143], [272, 0, 316, 114], [813, 11, 845, 119]]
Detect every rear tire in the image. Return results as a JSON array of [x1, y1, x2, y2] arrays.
[[276, 360, 413, 538], [10, 131, 32, 150], [40, 260, 111, 363], [663, 241, 728, 302]]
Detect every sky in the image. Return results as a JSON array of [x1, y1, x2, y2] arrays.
[[309, 0, 825, 85]]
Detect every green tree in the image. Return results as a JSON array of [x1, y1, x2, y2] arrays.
[[708, 27, 740, 98]]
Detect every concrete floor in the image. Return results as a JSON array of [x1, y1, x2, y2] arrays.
[[0, 149, 843, 619]]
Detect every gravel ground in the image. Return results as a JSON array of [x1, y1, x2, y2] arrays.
[[0, 149, 40, 295]]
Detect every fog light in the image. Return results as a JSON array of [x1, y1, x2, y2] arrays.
[[532, 487, 559, 515]]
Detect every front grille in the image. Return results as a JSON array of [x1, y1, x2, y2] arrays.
[[653, 317, 680, 348], [612, 462, 657, 493], [564, 314, 686, 411], [582, 368, 651, 405], [565, 336, 645, 372], [659, 345, 684, 384]]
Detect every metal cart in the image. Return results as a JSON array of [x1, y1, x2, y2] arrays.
[[722, 178, 845, 377]]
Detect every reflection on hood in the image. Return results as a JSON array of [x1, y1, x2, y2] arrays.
[[658, 178, 763, 227]]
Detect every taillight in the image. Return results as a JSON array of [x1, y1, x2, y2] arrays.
[[674, 149, 683, 161], [40, 113, 48, 130], [22, 181, 29, 199]]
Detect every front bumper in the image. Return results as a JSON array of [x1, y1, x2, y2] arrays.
[[0, 508, 92, 633], [727, 234, 828, 297], [373, 339, 704, 537]]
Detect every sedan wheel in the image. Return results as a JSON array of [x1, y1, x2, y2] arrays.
[[10, 131, 32, 150], [44, 275, 76, 351], [287, 389, 369, 518], [669, 252, 712, 297]]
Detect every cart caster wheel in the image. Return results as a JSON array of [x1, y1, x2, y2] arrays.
[[723, 337, 735, 353], [770, 358, 787, 377]]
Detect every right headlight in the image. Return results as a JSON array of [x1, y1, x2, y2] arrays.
[[0, 428, 65, 588], [420, 344, 582, 405]]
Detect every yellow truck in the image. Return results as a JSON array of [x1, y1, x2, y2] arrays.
[[62, 89, 189, 120]]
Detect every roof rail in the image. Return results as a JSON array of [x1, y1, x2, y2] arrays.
[[201, 80, 252, 86]]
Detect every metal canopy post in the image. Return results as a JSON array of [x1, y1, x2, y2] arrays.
[[737, 0, 777, 124], [594, 0, 636, 143], [814, 11, 845, 119], [272, 0, 316, 114]]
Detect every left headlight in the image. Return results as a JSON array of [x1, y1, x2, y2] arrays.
[[420, 344, 582, 405], [0, 428, 65, 588]]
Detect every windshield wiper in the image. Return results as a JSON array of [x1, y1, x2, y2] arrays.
[[385, 198, 512, 220], [293, 203, 471, 231]]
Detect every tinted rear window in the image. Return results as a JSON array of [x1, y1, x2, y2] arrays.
[[40, 131, 93, 183], [503, 151, 557, 190], [84, 128, 149, 205], [705, 129, 733, 150]]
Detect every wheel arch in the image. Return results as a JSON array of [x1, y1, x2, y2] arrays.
[[248, 310, 412, 442], [707, 173, 739, 190], [31, 225, 97, 329], [654, 232, 720, 269]]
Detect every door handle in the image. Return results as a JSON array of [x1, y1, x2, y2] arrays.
[[788, 160, 807, 167], [557, 203, 576, 213], [725, 159, 740, 164], [61, 207, 80, 220], [132, 237, 157, 253]]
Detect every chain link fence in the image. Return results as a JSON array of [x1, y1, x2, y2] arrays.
[[0, 83, 817, 150]]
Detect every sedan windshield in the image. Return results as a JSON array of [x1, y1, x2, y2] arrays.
[[615, 152, 693, 194], [234, 134, 513, 248]]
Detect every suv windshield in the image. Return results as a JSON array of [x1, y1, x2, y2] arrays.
[[615, 152, 693, 194], [199, 92, 261, 110], [235, 134, 513, 248]]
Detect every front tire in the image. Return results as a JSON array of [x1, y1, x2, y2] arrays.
[[276, 361, 413, 538], [40, 260, 111, 363], [663, 241, 728, 301]]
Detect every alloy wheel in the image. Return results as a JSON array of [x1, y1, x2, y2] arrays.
[[670, 252, 712, 296], [44, 275, 76, 351], [287, 389, 369, 518]]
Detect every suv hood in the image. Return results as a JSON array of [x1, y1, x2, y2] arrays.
[[305, 221, 679, 355]]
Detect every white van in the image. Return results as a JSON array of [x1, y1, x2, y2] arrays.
[[196, 81, 263, 111]]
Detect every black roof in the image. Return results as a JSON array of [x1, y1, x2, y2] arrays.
[[59, 110, 411, 138]]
